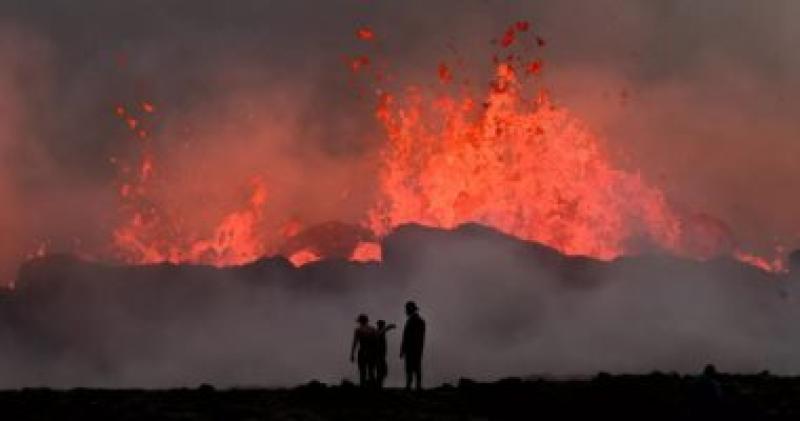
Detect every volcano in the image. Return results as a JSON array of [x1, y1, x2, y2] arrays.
[[95, 20, 786, 277], [0, 0, 797, 401]]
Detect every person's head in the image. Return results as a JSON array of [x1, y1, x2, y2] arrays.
[[377, 320, 386, 329], [405, 301, 418, 316], [703, 364, 718, 377], [357, 314, 368, 326]]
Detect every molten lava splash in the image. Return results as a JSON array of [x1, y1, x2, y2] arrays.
[[113, 176, 271, 266], [111, 103, 272, 266], [288, 248, 321, 267], [368, 61, 685, 259], [103, 22, 785, 272], [733, 250, 786, 273], [350, 241, 382, 263], [363, 25, 785, 271]]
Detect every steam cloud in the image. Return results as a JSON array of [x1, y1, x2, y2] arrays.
[[0, 225, 797, 388]]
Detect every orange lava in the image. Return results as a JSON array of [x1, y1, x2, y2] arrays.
[[733, 250, 786, 273], [288, 248, 321, 267], [103, 22, 786, 273], [350, 241, 382, 263], [111, 103, 273, 266], [367, 61, 685, 260], [360, 26, 786, 272]]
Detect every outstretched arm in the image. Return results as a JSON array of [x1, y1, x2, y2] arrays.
[[379, 324, 397, 335]]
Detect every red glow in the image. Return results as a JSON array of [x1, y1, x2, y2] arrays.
[[500, 26, 516, 48], [348, 55, 371, 72], [141, 101, 156, 113], [101, 23, 786, 274], [438, 62, 453, 84], [350, 241, 382, 262], [288, 248, 321, 267], [126, 117, 138, 130], [367, 60, 683, 259], [281, 219, 303, 239], [733, 250, 785, 273], [356, 27, 375, 41], [526, 59, 543, 75]]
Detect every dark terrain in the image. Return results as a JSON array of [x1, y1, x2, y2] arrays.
[[2, 374, 800, 420]]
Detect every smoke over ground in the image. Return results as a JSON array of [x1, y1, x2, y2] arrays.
[[0, 225, 796, 388]]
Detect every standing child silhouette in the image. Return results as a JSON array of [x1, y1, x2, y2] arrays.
[[375, 319, 396, 388]]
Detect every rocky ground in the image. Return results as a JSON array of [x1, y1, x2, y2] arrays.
[[1, 373, 799, 420]]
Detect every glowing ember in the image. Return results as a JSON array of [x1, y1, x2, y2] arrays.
[[356, 27, 375, 41], [733, 250, 786, 273], [350, 241, 382, 263], [141, 101, 156, 113], [500, 26, 516, 48], [437, 62, 453, 84], [288, 248, 321, 267], [348, 55, 371, 73], [526, 59, 543, 75]]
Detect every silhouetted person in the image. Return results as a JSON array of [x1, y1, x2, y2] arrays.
[[693, 364, 725, 417], [400, 301, 425, 391], [376, 319, 396, 388], [350, 314, 378, 387]]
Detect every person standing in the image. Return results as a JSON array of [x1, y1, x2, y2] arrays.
[[400, 301, 425, 391], [375, 320, 396, 388], [350, 314, 378, 387]]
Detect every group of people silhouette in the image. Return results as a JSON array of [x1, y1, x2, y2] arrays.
[[350, 301, 426, 390]]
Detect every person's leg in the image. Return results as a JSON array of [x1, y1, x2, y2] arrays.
[[377, 359, 387, 388], [358, 359, 367, 387], [414, 363, 423, 391], [368, 361, 377, 387], [405, 360, 413, 390]]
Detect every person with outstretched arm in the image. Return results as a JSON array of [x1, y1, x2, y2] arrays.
[[376, 319, 396, 388]]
